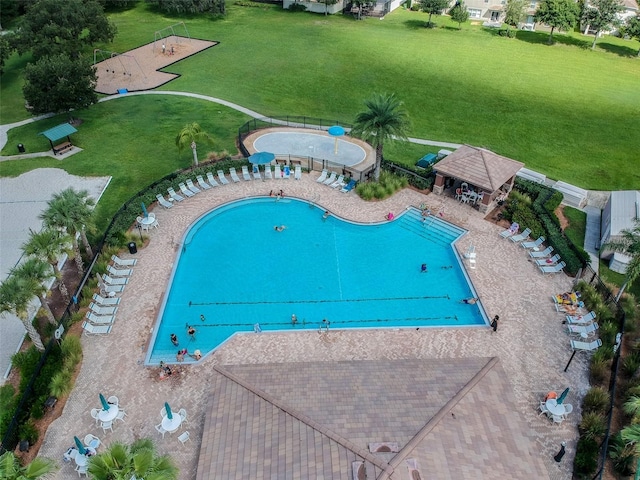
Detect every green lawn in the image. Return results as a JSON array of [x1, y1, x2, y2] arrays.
[[1, 2, 639, 192], [562, 206, 587, 248]]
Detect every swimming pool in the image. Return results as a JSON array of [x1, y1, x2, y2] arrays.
[[253, 131, 366, 166], [146, 198, 486, 364]]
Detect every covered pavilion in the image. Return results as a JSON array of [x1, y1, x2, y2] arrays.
[[39, 123, 78, 155], [431, 145, 524, 214]]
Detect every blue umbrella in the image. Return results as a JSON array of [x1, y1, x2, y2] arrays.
[[249, 151, 275, 165], [74, 436, 87, 455], [328, 125, 345, 155], [164, 402, 173, 420], [99, 393, 110, 411], [141, 202, 148, 218], [556, 387, 570, 405]]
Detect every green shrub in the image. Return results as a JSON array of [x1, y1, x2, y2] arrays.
[[286, 2, 307, 10], [574, 436, 599, 476], [609, 432, 636, 476], [0, 385, 17, 439], [61, 335, 82, 359], [18, 420, 39, 444], [356, 171, 407, 201], [623, 352, 640, 378], [590, 354, 609, 384], [579, 412, 607, 440], [598, 320, 618, 350], [583, 386, 611, 415], [49, 370, 74, 399]]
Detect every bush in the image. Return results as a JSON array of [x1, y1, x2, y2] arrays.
[[356, 171, 407, 201], [609, 432, 636, 476], [623, 352, 640, 378], [574, 436, 599, 476], [579, 412, 607, 440], [583, 386, 611, 415], [0, 385, 17, 439], [286, 2, 307, 10], [590, 353, 610, 384], [18, 420, 39, 444]]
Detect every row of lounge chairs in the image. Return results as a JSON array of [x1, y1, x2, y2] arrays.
[[499, 226, 566, 274], [551, 290, 601, 352], [84, 255, 137, 335], [316, 170, 356, 193]]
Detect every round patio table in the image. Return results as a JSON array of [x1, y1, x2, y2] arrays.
[[161, 413, 182, 433], [545, 399, 566, 417], [98, 405, 119, 422]]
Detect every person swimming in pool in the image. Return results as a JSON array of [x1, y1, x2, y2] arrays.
[[274, 225, 286, 232], [461, 297, 478, 304], [170, 333, 179, 346], [187, 325, 196, 338], [421, 263, 428, 273]]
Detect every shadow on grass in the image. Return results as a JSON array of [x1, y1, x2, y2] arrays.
[[597, 41, 640, 58], [403, 19, 429, 29], [441, 25, 463, 31]]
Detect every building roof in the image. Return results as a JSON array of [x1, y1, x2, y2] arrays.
[[196, 358, 548, 479], [39, 123, 77, 142], [608, 190, 640, 236], [433, 145, 524, 193]]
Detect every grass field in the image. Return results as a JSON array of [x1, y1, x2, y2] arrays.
[[1, 3, 639, 192]]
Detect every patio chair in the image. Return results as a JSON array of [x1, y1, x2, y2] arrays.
[[115, 408, 127, 423], [264, 165, 273, 180], [521, 236, 545, 249], [206, 171, 220, 187], [551, 414, 564, 425], [107, 395, 119, 406], [229, 167, 241, 182], [217, 170, 230, 185], [509, 228, 532, 243], [330, 175, 346, 189], [102, 274, 129, 286], [294, 165, 302, 180], [567, 322, 599, 336], [111, 255, 137, 267], [92, 293, 121, 306], [178, 408, 189, 425], [85, 312, 115, 325], [89, 302, 118, 316], [563, 404, 573, 418], [82, 321, 113, 335], [534, 254, 561, 266], [155, 423, 167, 439], [84, 434, 101, 449], [283, 165, 291, 179], [341, 179, 356, 193], [156, 194, 174, 209], [570, 338, 602, 352], [323, 171, 337, 185], [137, 216, 149, 232], [196, 175, 211, 190], [167, 187, 184, 202], [100, 283, 125, 295], [538, 261, 566, 274], [179, 183, 195, 198], [316, 169, 328, 183], [178, 431, 191, 445], [273, 164, 282, 179], [252, 165, 262, 180], [529, 246, 554, 259], [186, 179, 201, 194], [76, 464, 88, 477], [101, 420, 113, 434], [106, 265, 132, 277], [147, 212, 159, 229], [91, 408, 100, 425], [566, 311, 596, 325], [538, 401, 549, 416], [242, 165, 252, 181], [160, 407, 167, 418]]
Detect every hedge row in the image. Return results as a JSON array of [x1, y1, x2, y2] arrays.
[[381, 159, 435, 191]]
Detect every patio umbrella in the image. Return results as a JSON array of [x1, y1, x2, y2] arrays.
[[249, 151, 275, 165], [328, 125, 345, 155], [556, 387, 570, 405], [74, 436, 87, 455], [141, 202, 148, 218], [99, 393, 110, 411], [164, 401, 173, 420]]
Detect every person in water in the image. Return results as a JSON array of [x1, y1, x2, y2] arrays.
[[170, 333, 179, 346]]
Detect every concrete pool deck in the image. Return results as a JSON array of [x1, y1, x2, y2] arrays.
[[38, 172, 587, 479]]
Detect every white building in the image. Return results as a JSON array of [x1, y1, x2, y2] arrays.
[[600, 190, 639, 274]]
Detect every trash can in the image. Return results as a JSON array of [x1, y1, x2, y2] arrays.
[[128, 242, 137, 254], [17, 143, 25, 153]]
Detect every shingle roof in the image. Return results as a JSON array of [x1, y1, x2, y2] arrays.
[[434, 145, 524, 192], [196, 358, 548, 479]]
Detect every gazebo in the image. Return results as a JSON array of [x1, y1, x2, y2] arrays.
[[39, 123, 78, 155], [431, 145, 524, 214]]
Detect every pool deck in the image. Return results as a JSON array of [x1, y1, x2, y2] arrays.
[[38, 172, 587, 479]]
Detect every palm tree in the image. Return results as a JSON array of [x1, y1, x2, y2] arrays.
[[0, 451, 57, 479], [0, 276, 45, 351], [11, 258, 57, 325], [22, 228, 72, 302], [88, 438, 178, 480], [601, 219, 640, 301], [40, 188, 96, 272], [350, 93, 410, 181], [620, 424, 640, 480], [175, 122, 214, 166]]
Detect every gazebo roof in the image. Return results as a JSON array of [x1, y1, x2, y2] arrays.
[[434, 145, 524, 192], [39, 123, 77, 142]]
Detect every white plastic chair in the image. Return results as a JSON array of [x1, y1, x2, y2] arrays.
[[551, 414, 564, 425], [160, 407, 167, 418], [107, 395, 119, 406], [115, 408, 127, 423], [137, 216, 149, 231], [76, 464, 88, 477], [538, 401, 549, 416], [91, 408, 100, 425], [84, 434, 101, 449], [563, 404, 573, 418], [155, 423, 167, 439], [178, 431, 190, 445], [101, 420, 113, 434], [178, 408, 189, 425]]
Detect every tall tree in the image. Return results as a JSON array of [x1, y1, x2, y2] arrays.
[[320, 0, 339, 15], [581, 0, 624, 49], [175, 122, 214, 166], [504, 0, 528, 34], [17, 0, 116, 60], [0, 276, 45, 351], [22, 228, 73, 302], [418, 0, 450, 25], [11, 258, 57, 325], [351, 93, 410, 182], [0, 34, 14, 76], [40, 188, 96, 272], [0, 451, 57, 480], [601, 219, 640, 300], [534, 0, 581, 43], [449, 1, 470, 28], [88, 438, 179, 480], [23, 54, 98, 116], [621, 14, 640, 56]]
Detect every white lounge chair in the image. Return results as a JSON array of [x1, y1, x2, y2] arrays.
[[509, 228, 532, 243], [330, 175, 345, 189], [111, 255, 137, 267], [167, 187, 184, 202], [283, 165, 291, 179], [316, 169, 328, 183], [568, 322, 599, 337], [521, 236, 545, 249], [89, 302, 118, 316], [534, 254, 561, 266], [274, 164, 282, 179], [179, 183, 195, 197], [82, 321, 112, 335], [155, 194, 173, 209], [229, 167, 241, 182], [206, 171, 220, 187], [217, 170, 230, 185], [264, 165, 273, 179], [101, 283, 124, 295], [242, 165, 252, 181], [566, 311, 596, 325], [106, 265, 132, 277], [186, 179, 201, 194], [92, 293, 120, 306], [529, 246, 554, 258], [499, 229, 515, 238], [102, 274, 129, 286], [539, 261, 566, 274], [85, 311, 116, 325], [196, 175, 211, 190], [323, 172, 337, 185], [570, 338, 602, 352], [294, 165, 302, 180], [252, 165, 261, 180]]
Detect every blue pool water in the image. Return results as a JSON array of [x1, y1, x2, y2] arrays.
[[146, 198, 486, 364]]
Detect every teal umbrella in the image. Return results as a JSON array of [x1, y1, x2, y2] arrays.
[[74, 436, 87, 455], [141, 202, 148, 218], [556, 387, 570, 405], [164, 402, 173, 420], [249, 151, 275, 165], [99, 393, 110, 410]]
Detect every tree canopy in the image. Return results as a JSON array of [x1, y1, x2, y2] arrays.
[[449, 1, 470, 28], [621, 14, 640, 55], [23, 53, 98, 115], [176, 122, 214, 166], [504, 0, 528, 30], [581, 0, 624, 49], [418, 0, 450, 25], [534, 0, 581, 42], [0, 451, 57, 480], [146, 0, 226, 14]]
